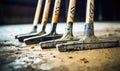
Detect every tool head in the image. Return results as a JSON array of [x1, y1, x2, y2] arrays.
[[16, 29, 46, 42], [24, 33, 62, 45], [17, 33, 41, 42], [15, 26, 37, 41], [56, 39, 119, 52], [39, 38, 79, 49]]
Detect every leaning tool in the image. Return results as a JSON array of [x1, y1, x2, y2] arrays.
[[15, 0, 43, 40], [56, 0, 119, 52], [24, 0, 62, 45], [16, 0, 51, 42], [39, 0, 79, 49]]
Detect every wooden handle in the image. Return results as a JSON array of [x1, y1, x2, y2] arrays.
[[41, 0, 51, 24], [52, 0, 61, 24], [33, 0, 43, 26], [86, 0, 94, 24], [67, 0, 76, 23]]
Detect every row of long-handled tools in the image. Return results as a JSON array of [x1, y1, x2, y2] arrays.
[[15, 0, 119, 52]]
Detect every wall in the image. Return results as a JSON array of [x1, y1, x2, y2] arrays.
[[0, 0, 120, 24]]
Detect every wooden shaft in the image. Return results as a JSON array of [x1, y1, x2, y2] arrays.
[[52, 0, 61, 24], [33, 0, 43, 26], [86, 0, 94, 24], [67, 0, 76, 23], [41, 0, 51, 24], [84, 0, 95, 37]]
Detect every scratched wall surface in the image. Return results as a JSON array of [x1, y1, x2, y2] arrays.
[[0, 0, 120, 24]]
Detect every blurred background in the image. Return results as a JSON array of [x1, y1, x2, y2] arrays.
[[0, 0, 120, 24]]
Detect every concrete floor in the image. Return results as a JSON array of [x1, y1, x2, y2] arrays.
[[0, 22, 120, 71], [0, 22, 120, 40]]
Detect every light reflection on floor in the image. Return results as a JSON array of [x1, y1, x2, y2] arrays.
[[0, 22, 120, 40]]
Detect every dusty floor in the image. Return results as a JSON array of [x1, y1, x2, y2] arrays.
[[0, 22, 120, 71]]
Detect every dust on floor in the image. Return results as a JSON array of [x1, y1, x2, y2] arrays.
[[0, 23, 120, 71]]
